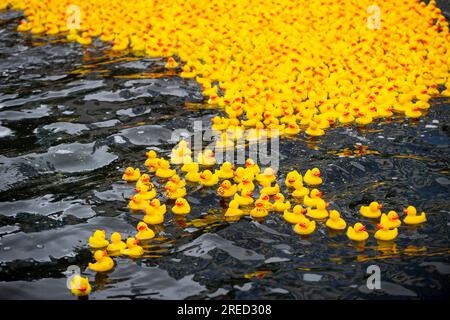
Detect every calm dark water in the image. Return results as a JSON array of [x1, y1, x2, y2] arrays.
[[0, 7, 449, 300]]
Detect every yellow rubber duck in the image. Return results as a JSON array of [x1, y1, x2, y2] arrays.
[[217, 180, 238, 198], [284, 121, 300, 135], [325, 210, 347, 230], [285, 170, 302, 188], [346, 223, 369, 242], [155, 159, 176, 179], [305, 120, 325, 137], [250, 200, 269, 218], [165, 57, 179, 69], [307, 201, 329, 219], [272, 193, 291, 212], [145, 198, 167, 216], [89, 230, 109, 249], [403, 206, 427, 225], [355, 112, 373, 125], [233, 167, 247, 184], [292, 179, 309, 198], [135, 222, 155, 240], [405, 106, 422, 118], [197, 150, 216, 166], [88, 250, 114, 272], [233, 189, 254, 206], [303, 189, 323, 208], [283, 205, 307, 224], [17, 20, 31, 32], [169, 174, 187, 189], [170, 140, 192, 165], [121, 238, 144, 257], [380, 211, 401, 229], [185, 170, 201, 183], [360, 201, 383, 219], [245, 158, 261, 176], [144, 150, 159, 172], [143, 208, 165, 225], [136, 174, 151, 190], [128, 194, 149, 211], [293, 217, 316, 235], [225, 199, 243, 217], [122, 167, 141, 182], [217, 162, 235, 179], [107, 232, 127, 253], [375, 223, 398, 241], [135, 184, 156, 201], [303, 168, 323, 186], [258, 193, 273, 210], [237, 174, 255, 192], [256, 167, 277, 185], [172, 198, 191, 215], [199, 170, 219, 187], [70, 275, 92, 297], [181, 161, 199, 173], [338, 111, 355, 124], [165, 181, 187, 199]]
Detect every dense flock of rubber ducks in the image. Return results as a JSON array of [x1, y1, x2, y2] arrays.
[[0, 0, 441, 297]]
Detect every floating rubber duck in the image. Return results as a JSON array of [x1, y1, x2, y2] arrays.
[[307, 201, 329, 219], [293, 217, 316, 235], [136, 174, 151, 190], [284, 121, 300, 135], [380, 211, 401, 229], [225, 199, 243, 217], [347, 223, 369, 242], [88, 250, 114, 272], [360, 201, 383, 219], [217, 162, 235, 179], [305, 120, 325, 137], [338, 111, 355, 124], [165, 57, 179, 69], [170, 140, 192, 165], [199, 170, 219, 186], [146, 198, 167, 216], [272, 193, 291, 212], [250, 200, 269, 218], [185, 169, 201, 183], [121, 238, 144, 257], [245, 158, 261, 176], [155, 160, 176, 179], [143, 206, 165, 225], [107, 232, 127, 253], [233, 167, 247, 184], [135, 184, 156, 201], [172, 198, 191, 215], [303, 168, 323, 186], [181, 161, 199, 173], [233, 189, 254, 206], [258, 193, 273, 210], [128, 194, 149, 211], [283, 205, 307, 224], [405, 106, 422, 118], [70, 275, 92, 297], [165, 181, 187, 199], [169, 174, 186, 189], [325, 210, 347, 230], [197, 150, 216, 166], [88, 230, 109, 249], [303, 189, 323, 208], [292, 179, 309, 198], [256, 167, 277, 185], [403, 206, 427, 225], [144, 150, 159, 172], [237, 174, 255, 192], [355, 112, 373, 125], [375, 223, 398, 241], [217, 180, 238, 198], [285, 170, 302, 188], [122, 167, 141, 182], [135, 222, 155, 240]]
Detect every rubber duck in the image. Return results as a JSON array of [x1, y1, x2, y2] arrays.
[[172, 198, 191, 215], [303, 189, 323, 207], [306, 120, 325, 136], [374, 223, 398, 241], [245, 158, 261, 176], [293, 217, 316, 235], [283, 205, 307, 224], [170, 140, 192, 165], [225, 199, 243, 217], [146, 198, 167, 216], [181, 161, 199, 173], [237, 174, 255, 192], [256, 167, 277, 185], [121, 238, 144, 257], [360, 202, 383, 219], [165, 57, 179, 69], [272, 193, 291, 212], [346, 223, 369, 242], [233, 167, 247, 184], [107, 232, 127, 253], [185, 169, 201, 183], [17, 20, 31, 32], [88, 250, 114, 272], [250, 200, 269, 218], [217, 162, 235, 179], [143, 205, 165, 225], [136, 174, 151, 190], [380, 211, 401, 229], [122, 167, 141, 182], [165, 181, 187, 199], [325, 210, 347, 230], [338, 111, 355, 124], [260, 181, 280, 196], [355, 112, 373, 125], [197, 150, 216, 166], [217, 180, 238, 198], [403, 206, 427, 225], [405, 106, 422, 118], [135, 183, 156, 201], [156, 160, 176, 179], [199, 170, 219, 186], [144, 150, 159, 172], [128, 194, 149, 211], [285, 170, 302, 188], [292, 179, 309, 198], [233, 189, 254, 206], [89, 230, 109, 249], [307, 201, 329, 219], [303, 168, 323, 186], [169, 174, 186, 189], [70, 275, 92, 297], [135, 222, 155, 240], [284, 121, 300, 135], [258, 193, 273, 210]]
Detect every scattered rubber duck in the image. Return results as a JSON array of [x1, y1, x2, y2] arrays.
[[88, 250, 114, 272], [89, 230, 109, 249], [107, 232, 127, 253], [303, 168, 323, 186], [143, 206, 165, 225], [121, 238, 144, 257], [375, 223, 398, 241], [122, 167, 141, 182], [128, 194, 149, 211], [307, 201, 329, 219], [237, 174, 255, 192], [403, 206, 427, 225], [272, 193, 291, 212], [360, 201, 383, 219], [303, 189, 323, 208], [285, 170, 302, 188], [292, 179, 309, 198], [380, 211, 401, 229], [225, 199, 243, 217], [256, 167, 277, 185], [135, 222, 155, 240], [165, 181, 187, 199], [146, 198, 167, 216], [199, 170, 219, 187], [217, 180, 238, 198], [305, 120, 325, 136], [197, 150, 216, 166], [217, 162, 235, 179], [155, 160, 176, 179], [144, 150, 159, 172], [283, 205, 307, 224], [293, 217, 316, 235], [135, 183, 156, 201], [233, 189, 254, 206], [260, 181, 280, 196], [136, 174, 151, 190], [347, 223, 369, 242], [172, 198, 191, 215], [233, 167, 247, 184], [70, 275, 92, 297], [245, 158, 261, 176], [165, 57, 179, 69], [325, 210, 347, 230], [169, 174, 187, 189], [181, 160, 199, 173], [250, 199, 269, 218], [185, 169, 201, 183]]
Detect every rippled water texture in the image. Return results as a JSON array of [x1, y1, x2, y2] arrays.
[[0, 6, 449, 300]]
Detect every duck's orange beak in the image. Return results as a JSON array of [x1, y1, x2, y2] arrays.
[[302, 208, 307, 214], [288, 178, 295, 184], [403, 209, 408, 214], [135, 188, 140, 193], [102, 251, 107, 257], [378, 204, 383, 209], [376, 224, 383, 230], [317, 192, 322, 197], [359, 226, 366, 232], [134, 239, 139, 245], [314, 171, 321, 177], [79, 286, 87, 292], [256, 202, 264, 208], [325, 202, 329, 208], [392, 216, 399, 220], [299, 222, 306, 228]]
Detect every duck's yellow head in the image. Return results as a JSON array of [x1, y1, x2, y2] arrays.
[[165, 181, 178, 193], [170, 174, 181, 184], [293, 179, 304, 189], [403, 206, 417, 216], [124, 167, 134, 175], [131, 194, 144, 203], [220, 180, 232, 189], [369, 201, 382, 211], [110, 232, 122, 243], [175, 198, 188, 208], [311, 168, 321, 177], [263, 167, 276, 177], [229, 200, 239, 209], [159, 159, 170, 169], [211, 116, 222, 125], [242, 189, 253, 197], [387, 211, 399, 221], [293, 205, 307, 215], [329, 210, 340, 220], [234, 167, 245, 177], [94, 250, 107, 261], [93, 229, 106, 239], [145, 150, 157, 159], [273, 193, 284, 201], [140, 174, 150, 183], [222, 161, 234, 170], [126, 237, 139, 247], [310, 189, 322, 198], [200, 170, 213, 180], [298, 218, 311, 229], [149, 198, 161, 208], [137, 222, 149, 232], [309, 121, 318, 130], [286, 170, 300, 183], [317, 201, 329, 210], [354, 223, 366, 233]]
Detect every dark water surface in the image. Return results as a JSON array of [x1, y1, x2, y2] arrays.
[[0, 8, 449, 300]]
